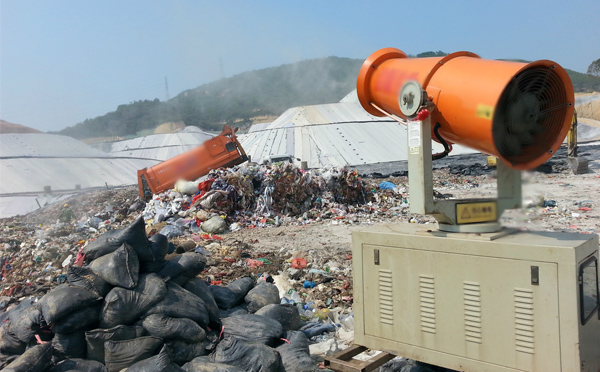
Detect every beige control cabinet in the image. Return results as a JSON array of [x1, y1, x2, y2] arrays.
[[352, 224, 600, 372]]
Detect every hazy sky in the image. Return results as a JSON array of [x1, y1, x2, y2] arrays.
[[1, 0, 599, 132]]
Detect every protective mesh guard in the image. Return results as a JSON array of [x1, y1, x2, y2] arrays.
[[492, 65, 570, 167]]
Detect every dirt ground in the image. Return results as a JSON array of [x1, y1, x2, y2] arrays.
[[221, 173, 600, 257]]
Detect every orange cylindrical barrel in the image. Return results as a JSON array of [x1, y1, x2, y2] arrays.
[[138, 134, 246, 198], [357, 48, 575, 170]]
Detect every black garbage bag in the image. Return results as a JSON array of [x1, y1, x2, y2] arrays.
[[3, 343, 53, 372], [0, 296, 13, 312], [166, 339, 210, 365], [155, 260, 184, 281], [228, 277, 255, 296], [255, 304, 301, 331], [144, 282, 209, 328], [0, 297, 37, 323], [380, 359, 447, 372], [126, 345, 185, 372], [244, 283, 280, 313], [67, 266, 112, 297], [380, 359, 421, 372], [184, 278, 221, 328], [39, 284, 102, 324], [100, 273, 167, 328], [89, 243, 140, 289], [415, 361, 457, 372], [141, 259, 169, 273], [85, 325, 146, 364], [52, 330, 87, 360], [211, 337, 284, 372], [0, 323, 26, 356], [221, 314, 283, 347], [0, 356, 19, 370], [143, 314, 206, 343], [145, 233, 169, 262], [83, 215, 149, 262], [52, 304, 101, 334], [276, 331, 315, 372], [182, 358, 246, 372], [219, 305, 248, 319], [49, 358, 108, 372], [169, 253, 207, 285], [210, 277, 254, 310], [8, 303, 43, 343], [209, 286, 239, 311], [103, 336, 163, 372], [136, 232, 169, 263], [156, 252, 206, 284]]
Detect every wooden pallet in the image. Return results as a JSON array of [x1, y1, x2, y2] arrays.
[[324, 345, 395, 372]]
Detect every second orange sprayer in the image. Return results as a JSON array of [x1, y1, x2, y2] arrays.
[[356, 48, 575, 170]]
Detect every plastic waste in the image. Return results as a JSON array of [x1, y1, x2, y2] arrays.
[[303, 281, 316, 288], [61, 254, 73, 268], [379, 181, 396, 190], [201, 216, 227, 234], [285, 289, 303, 305], [160, 224, 184, 239], [300, 322, 337, 338], [339, 312, 355, 331]]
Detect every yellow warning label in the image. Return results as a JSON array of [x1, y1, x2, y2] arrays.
[[456, 202, 497, 224], [476, 104, 494, 120]]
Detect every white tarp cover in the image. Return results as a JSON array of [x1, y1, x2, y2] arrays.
[[0, 133, 159, 218], [108, 126, 215, 161], [239, 102, 476, 168]]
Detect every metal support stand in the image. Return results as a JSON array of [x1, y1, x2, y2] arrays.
[[407, 115, 522, 233]]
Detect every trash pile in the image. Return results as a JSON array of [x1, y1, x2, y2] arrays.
[[0, 216, 350, 371], [0, 188, 147, 300], [143, 163, 374, 232]]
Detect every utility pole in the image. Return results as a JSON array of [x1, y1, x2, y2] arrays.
[[164, 77, 170, 101]]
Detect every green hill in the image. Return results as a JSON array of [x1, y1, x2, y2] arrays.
[[56, 55, 600, 139], [56, 57, 362, 139]]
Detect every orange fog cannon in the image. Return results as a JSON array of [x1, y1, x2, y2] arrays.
[[357, 48, 575, 170]]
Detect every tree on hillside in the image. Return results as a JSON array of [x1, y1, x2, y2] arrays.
[[417, 51, 448, 58], [587, 59, 600, 76]]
